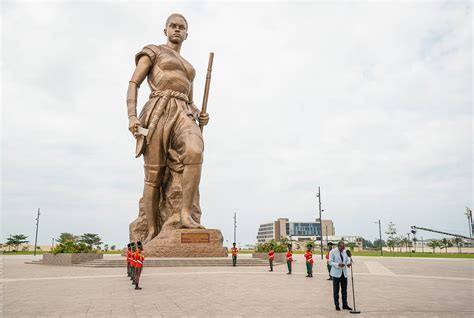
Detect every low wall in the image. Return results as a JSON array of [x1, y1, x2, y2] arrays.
[[43, 253, 103, 266], [252, 253, 286, 263]]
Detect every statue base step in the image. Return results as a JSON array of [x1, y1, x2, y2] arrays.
[[143, 228, 227, 257]]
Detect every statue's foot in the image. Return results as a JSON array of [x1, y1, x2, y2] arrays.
[[181, 215, 204, 229]]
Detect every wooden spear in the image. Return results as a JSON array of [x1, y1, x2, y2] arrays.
[[200, 52, 214, 132]]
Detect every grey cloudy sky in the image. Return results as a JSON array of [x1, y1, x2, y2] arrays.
[[1, 1, 472, 248]]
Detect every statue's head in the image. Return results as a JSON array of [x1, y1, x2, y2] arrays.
[[164, 13, 188, 44]]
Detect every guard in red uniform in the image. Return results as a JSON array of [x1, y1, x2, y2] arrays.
[[126, 243, 132, 277], [231, 242, 238, 266], [304, 245, 314, 277], [268, 245, 275, 272], [130, 242, 136, 282], [286, 244, 293, 274], [326, 242, 333, 280], [134, 241, 145, 290]]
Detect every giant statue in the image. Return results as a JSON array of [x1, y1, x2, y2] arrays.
[[126, 14, 225, 257]]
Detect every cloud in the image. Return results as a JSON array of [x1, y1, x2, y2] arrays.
[[1, 1, 471, 246]]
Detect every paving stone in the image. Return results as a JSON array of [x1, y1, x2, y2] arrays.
[[2, 255, 473, 317]]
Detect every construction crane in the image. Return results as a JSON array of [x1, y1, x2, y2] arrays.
[[410, 226, 473, 241]]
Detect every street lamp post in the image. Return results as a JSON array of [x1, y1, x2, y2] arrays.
[[34, 208, 41, 256], [374, 220, 383, 256], [316, 187, 323, 260], [233, 212, 237, 244]]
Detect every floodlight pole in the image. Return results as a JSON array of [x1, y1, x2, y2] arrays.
[[317, 187, 323, 260], [233, 212, 237, 244], [34, 208, 41, 256], [378, 220, 383, 256]]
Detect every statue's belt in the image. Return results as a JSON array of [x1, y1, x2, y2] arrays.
[[146, 90, 189, 142]]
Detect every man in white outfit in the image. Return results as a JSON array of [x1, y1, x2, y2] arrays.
[[329, 241, 353, 311]]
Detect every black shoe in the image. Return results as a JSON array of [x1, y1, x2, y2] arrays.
[[335, 306, 340, 311], [269, 270, 273, 272], [305, 275, 310, 277], [327, 277, 332, 280], [343, 305, 353, 310], [135, 286, 142, 290], [286, 272, 291, 274]]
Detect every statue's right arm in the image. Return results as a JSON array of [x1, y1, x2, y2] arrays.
[[127, 56, 152, 136]]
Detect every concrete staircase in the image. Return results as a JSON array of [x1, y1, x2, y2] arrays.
[[75, 258, 276, 268]]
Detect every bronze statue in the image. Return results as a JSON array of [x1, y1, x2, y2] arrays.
[[126, 13, 210, 244]]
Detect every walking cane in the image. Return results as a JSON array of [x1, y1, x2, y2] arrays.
[[346, 250, 361, 314]]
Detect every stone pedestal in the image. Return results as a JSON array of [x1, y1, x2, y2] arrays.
[[143, 228, 227, 257]]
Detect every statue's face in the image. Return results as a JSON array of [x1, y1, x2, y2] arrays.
[[164, 15, 188, 44]]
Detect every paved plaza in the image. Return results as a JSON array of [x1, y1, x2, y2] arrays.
[[1, 254, 473, 317]]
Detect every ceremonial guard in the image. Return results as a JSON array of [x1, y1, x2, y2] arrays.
[[326, 242, 334, 280], [304, 245, 314, 277], [268, 245, 275, 272], [134, 241, 145, 290], [231, 242, 238, 267], [130, 242, 137, 282], [126, 243, 132, 277], [286, 244, 293, 274]]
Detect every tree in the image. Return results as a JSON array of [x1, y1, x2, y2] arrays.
[[79, 233, 103, 249], [110, 245, 116, 251], [440, 238, 452, 254], [385, 222, 397, 253], [57, 232, 78, 244], [451, 237, 462, 253], [373, 239, 385, 249], [427, 240, 440, 253], [6, 234, 29, 252], [363, 239, 374, 249], [400, 237, 407, 252], [104, 244, 109, 252]]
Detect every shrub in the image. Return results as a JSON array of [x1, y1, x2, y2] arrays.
[[51, 240, 95, 254], [255, 240, 288, 253]]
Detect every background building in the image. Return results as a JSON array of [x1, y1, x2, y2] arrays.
[[326, 235, 363, 250], [256, 218, 335, 243]]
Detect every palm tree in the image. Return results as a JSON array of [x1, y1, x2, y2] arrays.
[[427, 240, 440, 253], [440, 238, 452, 254], [79, 233, 103, 249], [6, 234, 29, 252], [451, 237, 462, 253], [57, 232, 78, 244]]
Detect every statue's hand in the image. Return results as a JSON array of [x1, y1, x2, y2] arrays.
[[199, 113, 209, 126], [128, 116, 142, 138]]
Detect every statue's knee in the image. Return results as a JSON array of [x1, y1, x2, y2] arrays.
[[183, 143, 203, 165]]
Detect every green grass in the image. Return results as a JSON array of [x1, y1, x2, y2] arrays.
[[1, 251, 47, 255], [350, 251, 474, 258], [228, 250, 474, 259], [102, 250, 123, 254]]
